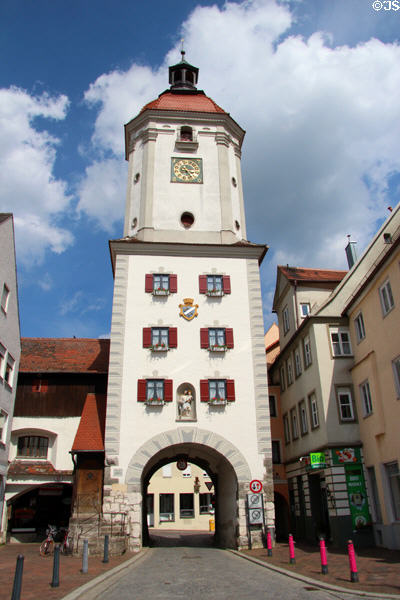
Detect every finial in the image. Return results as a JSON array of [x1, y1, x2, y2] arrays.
[[181, 38, 185, 61]]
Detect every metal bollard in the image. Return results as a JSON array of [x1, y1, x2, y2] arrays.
[[347, 539, 359, 583], [319, 536, 328, 574], [81, 539, 89, 574], [266, 529, 272, 557], [51, 545, 60, 587], [11, 554, 24, 600], [288, 533, 296, 564], [103, 534, 109, 563]]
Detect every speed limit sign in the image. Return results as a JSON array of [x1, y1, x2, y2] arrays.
[[249, 479, 263, 493]]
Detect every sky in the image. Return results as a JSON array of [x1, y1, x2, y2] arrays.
[[1, 0, 400, 338]]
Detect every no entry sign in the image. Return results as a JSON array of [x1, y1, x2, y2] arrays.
[[249, 479, 263, 493]]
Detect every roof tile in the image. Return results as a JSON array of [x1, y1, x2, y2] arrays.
[[71, 393, 106, 452], [278, 266, 347, 283], [20, 338, 110, 373], [141, 92, 226, 114]]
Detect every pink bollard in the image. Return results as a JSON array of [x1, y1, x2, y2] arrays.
[[347, 539, 359, 583], [266, 529, 272, 557], [319, 536, 328, 574], [288, 533, 296, 564]]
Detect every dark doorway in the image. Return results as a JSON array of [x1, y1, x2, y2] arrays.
[[308, 473, 330, 541], [274, 492, 290, 541]]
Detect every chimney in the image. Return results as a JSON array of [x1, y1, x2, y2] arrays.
[[345, 235, 357, 269]]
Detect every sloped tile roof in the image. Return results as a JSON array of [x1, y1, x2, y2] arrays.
[[278, 266, 347, 283], [20, 338, 110, 373], [8, 461, 73, 476], [141, 91, 226, 114], [71, 393, 106, 452]]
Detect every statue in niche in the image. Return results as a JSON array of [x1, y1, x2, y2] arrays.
[[178, 389, 193, 419]]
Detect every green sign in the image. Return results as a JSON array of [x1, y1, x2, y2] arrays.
[[309, 452, 326, 469], [331, 447, 361, 465], [345, 466, 371, 529]]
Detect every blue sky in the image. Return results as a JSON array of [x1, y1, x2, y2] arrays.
[[1, 0, 399, 338]]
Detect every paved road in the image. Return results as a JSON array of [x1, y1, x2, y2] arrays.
[[93, 546, 366, 600]]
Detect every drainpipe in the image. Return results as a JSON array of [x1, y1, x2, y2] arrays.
[[294, 280, 300, 330]]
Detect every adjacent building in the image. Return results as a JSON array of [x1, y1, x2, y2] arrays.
[[0, 214, 21, 542]]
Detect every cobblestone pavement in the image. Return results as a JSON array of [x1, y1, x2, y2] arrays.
[[92, 545, 370, 600]]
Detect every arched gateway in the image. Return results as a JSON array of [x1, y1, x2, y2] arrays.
[[102, 53, 274, 551]]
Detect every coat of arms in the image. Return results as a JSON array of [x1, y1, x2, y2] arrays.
[[179, 298, 199, 321]]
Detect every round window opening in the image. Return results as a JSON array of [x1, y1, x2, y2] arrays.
[[181, 212, 195, 229]]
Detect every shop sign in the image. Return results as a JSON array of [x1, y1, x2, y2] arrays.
[[331, 447, 361, 465], [345, 467, 371, 529], [309, 452, 326, 469]]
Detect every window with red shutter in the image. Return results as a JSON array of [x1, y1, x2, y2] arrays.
[[143, 328, 152, 348], [145, 274, 153, 293], [200, 328, 209, 349], [200, 380, 209, 402], [169, 274, 177, 294], [199, 275, 207, 294], [226, 379, 235, 402], [164, 379, 173, 402], [222, 276, 231, 294], [137, 380, 147, 402], [169, 328, 177, 348], [225, 328, 234, 348]]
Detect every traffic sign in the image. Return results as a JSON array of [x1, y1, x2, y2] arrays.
[[248, 493, 263, 508], [249, 479, 263, 493]]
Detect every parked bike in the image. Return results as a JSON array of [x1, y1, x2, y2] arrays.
[[39, 525, 71, 556]]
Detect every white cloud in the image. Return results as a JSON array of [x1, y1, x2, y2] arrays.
[[0, 87, 73, 264], [79, 0, 400, 314]]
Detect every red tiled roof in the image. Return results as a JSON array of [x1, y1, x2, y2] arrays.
[[71, 393, 106, 453], [8, 461, 73, 477], [141, 91, 226, 114], [20, 338, 110, 373], [278, 266, 347, 284]]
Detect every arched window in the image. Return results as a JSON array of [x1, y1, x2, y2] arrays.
[[17, 435, 49, 458]]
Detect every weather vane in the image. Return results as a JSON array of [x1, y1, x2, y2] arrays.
[[181, 38, 185, 61]]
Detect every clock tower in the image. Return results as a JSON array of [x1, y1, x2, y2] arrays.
[[103, 53, 273, 551]]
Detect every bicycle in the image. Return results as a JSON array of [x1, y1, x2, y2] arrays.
[[39, 525, 71, 556]]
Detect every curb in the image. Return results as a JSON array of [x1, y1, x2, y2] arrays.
[[228, 550, 400, 599], [60, 547, 151, 600]]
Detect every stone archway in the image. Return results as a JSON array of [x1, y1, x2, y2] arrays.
[[123, 427, 252, 550]]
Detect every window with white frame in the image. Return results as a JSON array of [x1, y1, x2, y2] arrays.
[[153, 273, 170, 294], [300, 303, 310, 318], [283, 414, 290, 444], [330, 328, 352, 356], [1, 284, 9, 314], [280, 366, 286, 392], [385, 462, 400, 520], [354, 312, 366, 343], [308, 392, 319, 429], [393, 356, 400, 397], [379, 279, 394, 316], [146, 379, 165, 402], [286, 358, 293, 385], [4, 354, 15, 388], [294, 348, 302, 377], [291, 408, 299, 439], [159, 493, 174, 521], [337, 386, 355, 422], [303, 335, 312, 367], [0, 343, 5, 379], [272, 440, 281, 464], [299, 400, 308, 435], [0, 410, 8, 443], [207, 275, 223, 296], [151, 327, 169, 349], [360, 380, 373, 416], [283, 306, 290, 335]]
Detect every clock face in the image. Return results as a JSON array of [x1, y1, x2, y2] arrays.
[[171, 158, 203, 183]]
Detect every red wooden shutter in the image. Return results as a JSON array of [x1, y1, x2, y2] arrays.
[[226, 379, 235, 402], [145, 274, 153, 293], [169, 328, 177, 348], [143, 327, 152, 348], [164, 379, 173, 402], [200, 379, 209, 402], [200, 328, 209, 349], [225, 328, 234, 348], [40, 380, 48, 393], [169, 274, 177, 293], [222, 275, 231, 294], [199, 275, 207, 294], [137, 379, 147, 402]]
